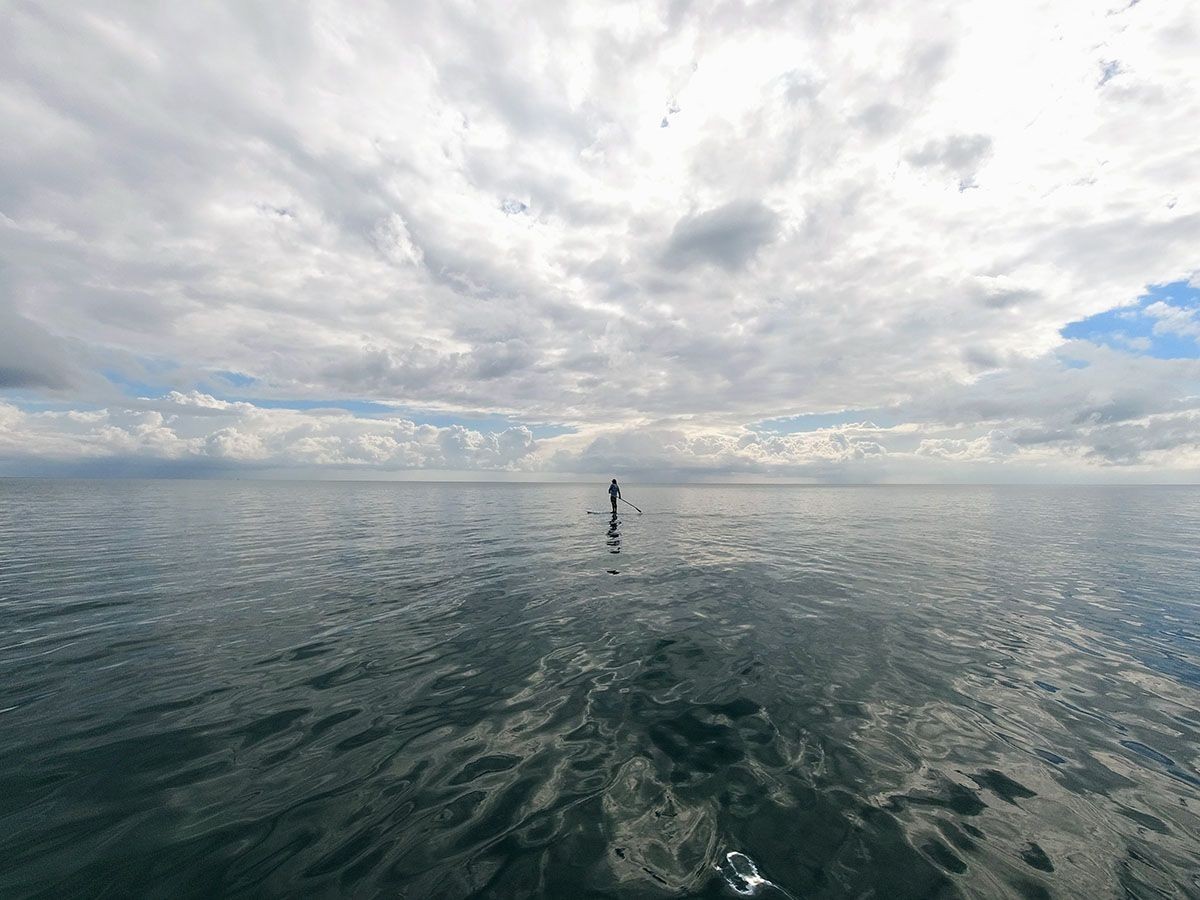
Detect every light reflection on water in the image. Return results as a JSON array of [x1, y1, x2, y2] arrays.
[[0, 481, 1197, 897]]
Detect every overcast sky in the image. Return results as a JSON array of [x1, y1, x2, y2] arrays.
[[2, 0, 1199, 481]]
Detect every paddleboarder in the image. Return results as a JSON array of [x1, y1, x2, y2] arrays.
[[609, 478, 621, 514]]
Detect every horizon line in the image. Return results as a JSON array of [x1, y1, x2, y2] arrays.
[[1, 474, 1197, 488]]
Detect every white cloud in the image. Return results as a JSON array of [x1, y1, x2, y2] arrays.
[[1145, 301, 1200, 339], [1, 0, 1198, 479], [916, 432, 1013, 463], [0, 395, 537, 473], [1, 370, 1198, 479], [373, 214, 424, 267]]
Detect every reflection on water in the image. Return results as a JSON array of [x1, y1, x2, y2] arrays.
[[608, 514, 621, 553], [606, 512, 622, 574], [0, 481, 1198, 898], [718, 851, 794, 898]]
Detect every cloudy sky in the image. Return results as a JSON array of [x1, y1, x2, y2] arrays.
[[2, 0, 1198, 481]]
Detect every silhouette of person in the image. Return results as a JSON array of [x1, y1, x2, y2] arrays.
[[609, 478, 621, 514]]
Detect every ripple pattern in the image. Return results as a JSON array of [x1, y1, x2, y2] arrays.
[[1, 481, 1198, 898]]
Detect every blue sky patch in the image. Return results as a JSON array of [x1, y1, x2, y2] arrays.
[[232, 397, 397, 415], [752, 409, 897, 433], [91, 362, 578, 437], [379, 408, 574, 437], [101, 367, 175, 398], [1061, 281, 1200, 359], [93, 359, 571, 436], [211, 370, 257, 387], [214, 397, 576, 437]]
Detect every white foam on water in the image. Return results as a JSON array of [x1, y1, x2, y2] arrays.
[[717, 851, 797, 899]]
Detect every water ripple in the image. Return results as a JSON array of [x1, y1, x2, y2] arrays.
[[1, 481, 1198, 897]]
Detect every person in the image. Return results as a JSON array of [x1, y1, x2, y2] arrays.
[[609, 478, 621, 514]]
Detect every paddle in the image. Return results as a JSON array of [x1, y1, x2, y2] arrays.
[[620, 497, 642, 514]]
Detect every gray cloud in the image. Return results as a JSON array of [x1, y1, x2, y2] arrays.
[[662, 200, 780, 271], [906, 134, 993, 189], [906, 134, 993, 172], [0, 308, 80, 390]]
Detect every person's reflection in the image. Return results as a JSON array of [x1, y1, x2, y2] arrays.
[[606, 511, 621, 555]]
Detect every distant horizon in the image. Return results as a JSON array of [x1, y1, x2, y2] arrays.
[[3, 472, 1197, 488]]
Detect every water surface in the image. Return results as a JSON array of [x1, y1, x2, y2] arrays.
[[1, 481, 1198, 897]]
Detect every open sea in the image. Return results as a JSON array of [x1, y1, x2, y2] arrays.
[[1, 480, 1198, 899]]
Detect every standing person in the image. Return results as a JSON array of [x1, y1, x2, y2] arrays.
[[609, 478, 621, 514]]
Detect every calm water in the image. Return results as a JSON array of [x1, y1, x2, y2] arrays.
[[1, 481, 1198, 898]]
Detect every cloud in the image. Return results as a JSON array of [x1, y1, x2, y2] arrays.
[[0, 307, 80, 390], [552, 425, 888, 478], [1144, 300, 1200, 339], [906, 133, 993, 189], [0, 394, 537, 474], [916, 432, 1014, 462], [372, 214, 424, 267], [661, 200, 780, 271], [1, 0, 1198, 480], [4, 348, 1199, 478]]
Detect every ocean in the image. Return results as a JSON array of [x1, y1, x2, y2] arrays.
[[1, 480, 1197, 898]]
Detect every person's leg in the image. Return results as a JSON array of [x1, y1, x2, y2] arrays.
[[611, 495, 617, 513]]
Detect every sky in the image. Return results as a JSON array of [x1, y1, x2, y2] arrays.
[[2, 0, 1199, 482]]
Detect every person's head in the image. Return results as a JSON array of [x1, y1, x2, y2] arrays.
[[611, 478, 617, 484]]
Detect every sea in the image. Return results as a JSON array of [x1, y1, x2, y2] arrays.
[[1, 480, 1197, 898]]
